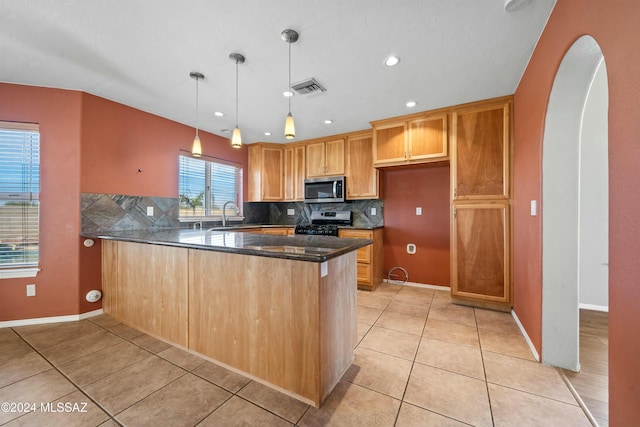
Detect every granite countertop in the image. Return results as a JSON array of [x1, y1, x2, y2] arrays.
[[82, 228, 372, 263], [204, 224, 383, 231]]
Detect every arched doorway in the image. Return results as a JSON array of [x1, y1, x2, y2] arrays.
[[541, 36, 608, 370]]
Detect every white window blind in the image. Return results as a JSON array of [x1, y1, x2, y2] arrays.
[[0, 121, 40, 268], [179, 154, 242, 217]]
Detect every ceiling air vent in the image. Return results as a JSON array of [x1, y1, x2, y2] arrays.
[[292, 78, 326, 95]]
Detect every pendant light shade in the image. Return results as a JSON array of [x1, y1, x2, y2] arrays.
[[192, 135, 202, 157], [231, 127, 242, 148], [284, 112, 295, 139], [281, 29, 298, 140], [190, 71, 204, 157], [229, 53, 245, 149]]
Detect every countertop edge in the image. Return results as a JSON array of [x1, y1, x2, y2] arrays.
[[81, 229, 372, 263]]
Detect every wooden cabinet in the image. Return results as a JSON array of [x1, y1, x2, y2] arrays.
[[306, 138, 345, 177], [372, 113, 448, 167], [450, 97, 512, 310], [284, 144, 305, 201], [261, 227, 295, 235], [339, 228, 384, 291], [248, 143, 284, 201], [451, 202, 510, 305], [345, 131, 380, 199], [451, 101, 510, 200]]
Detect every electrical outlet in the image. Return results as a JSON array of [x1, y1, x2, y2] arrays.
[[416, 207, 422, 216], [26, 284, 36, 297], [146, 206, 154, 216], [287, 208, 295, 216], [530, 200, 537, 216], [371, 207, 377, 216]]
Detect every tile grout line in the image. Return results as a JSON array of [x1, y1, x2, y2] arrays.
[[9, 325, 123, 426], [475, 307, 497, 427]]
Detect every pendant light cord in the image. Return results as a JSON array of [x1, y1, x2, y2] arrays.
[[288, 40, 292, 113], [235, 59, 239, 128], [195, 76, 200, 137]]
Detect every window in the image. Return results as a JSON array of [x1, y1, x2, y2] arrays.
[[179, 154, 243, 218], [0, 122, 40, 271]]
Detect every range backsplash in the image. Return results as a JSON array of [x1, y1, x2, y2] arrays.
[[243, 199, 384, 228]]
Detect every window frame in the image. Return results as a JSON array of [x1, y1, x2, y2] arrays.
[[0, 121, 41, 278], [178, 153, 243, 222]]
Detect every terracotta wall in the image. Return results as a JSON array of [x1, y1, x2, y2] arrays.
[[382, 166, 450, 286], [80, 93, 247, 198], [0, 84, 83, 321], [513, 0, 640, 423], [0, 84, 247, 322]]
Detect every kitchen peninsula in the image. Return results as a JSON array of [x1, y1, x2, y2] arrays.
[[86, 228, 371, 407]]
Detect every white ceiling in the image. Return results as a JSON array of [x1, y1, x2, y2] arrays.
[[0, 0, 555, 144]]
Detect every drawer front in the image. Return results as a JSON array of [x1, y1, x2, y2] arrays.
[[339, 229, 373, 263], [357, 263, 372, 285], [356, 245, 371, 263]]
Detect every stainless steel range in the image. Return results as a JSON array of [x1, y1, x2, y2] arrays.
[[294, 210, 352, 237]]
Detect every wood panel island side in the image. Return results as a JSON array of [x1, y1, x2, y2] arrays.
[[93, 229, 371, 407]]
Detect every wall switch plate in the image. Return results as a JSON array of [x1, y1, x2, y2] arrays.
[[416, 207, 422, 216], [26, 284, 36, 297], [146, 206, 154, 216], [371, 207, 377, 216], [530, 200, 537, 216], [287, 208, 295, 216]]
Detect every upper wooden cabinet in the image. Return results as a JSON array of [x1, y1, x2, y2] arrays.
[[451, 101, 510, 200], [372, 113, 448, 167], [248, 143, 283, 202], [284, 143, 305, 201], [306, 138, 345, 177], [345, 131, 380, 199]]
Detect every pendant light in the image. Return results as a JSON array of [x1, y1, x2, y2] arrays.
[[190, 71, 204, 157], [281, 29, 299, 139], [229, 53, 245, 149]]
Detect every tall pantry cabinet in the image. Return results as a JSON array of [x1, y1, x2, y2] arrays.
[[450, 97, 512, 311]]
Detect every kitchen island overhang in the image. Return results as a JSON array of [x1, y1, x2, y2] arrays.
[[84, 228, 371, 407]]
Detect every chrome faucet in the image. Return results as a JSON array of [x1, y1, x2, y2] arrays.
[[222, 201, 239, 227]]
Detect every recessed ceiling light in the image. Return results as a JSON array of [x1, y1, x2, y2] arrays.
[[214, 111, 224, 117], [283, 91, 293, 97], [406, 101, 417, 108], [264, 132, 272, 136], [324, 120, 333, 124], [384, 56, 400, 67]]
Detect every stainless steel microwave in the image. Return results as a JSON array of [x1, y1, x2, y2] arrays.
[[304, 176, 345, 203]]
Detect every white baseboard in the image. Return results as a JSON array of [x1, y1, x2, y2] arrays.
[[0, 309, 104, 328], [383, 279, 450, 291], [511, 309, 540, 362], [579, 303, 608, 312]]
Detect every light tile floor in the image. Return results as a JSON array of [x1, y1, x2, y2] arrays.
[[0, 285, 593, 426]]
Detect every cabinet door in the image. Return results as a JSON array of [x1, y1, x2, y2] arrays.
[[408, 114, 448, 161], [324, 138, 345, 176], [306, 141, 326, 177], [373, 122, 407, 166], [284, 146, 294, 201], [346, 132, 379, 199], [452, 102, 510, 199], [261, 147, 283, 201], [451, 203, 510, 304], [293, 145, 306, 200]]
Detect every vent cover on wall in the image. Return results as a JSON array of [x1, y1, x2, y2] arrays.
[[292, 78, 326, 95]]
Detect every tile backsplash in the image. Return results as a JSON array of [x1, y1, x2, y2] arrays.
[[81, 193, 179, 233], [81, 193, 383, 233], [244, 199, 384, 228]]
